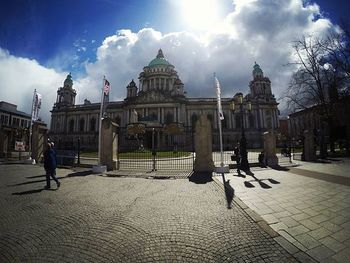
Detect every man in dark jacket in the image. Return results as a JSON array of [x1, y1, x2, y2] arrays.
[[44, 143, 60, 189], [233, 142, 241, 175]]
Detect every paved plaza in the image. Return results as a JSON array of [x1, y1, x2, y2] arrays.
[[0, 158, 349, 262], [215, 158, 350, 263], [0, 164, 298, 262]]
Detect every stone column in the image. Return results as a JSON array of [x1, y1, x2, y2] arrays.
[[100, 118, 118, 171], [263, 131, 278, 167], [303, 129, 316, 161], [194, 115, 214, 172], [31, 121, 48, 163], [0, 129, 8, 158]]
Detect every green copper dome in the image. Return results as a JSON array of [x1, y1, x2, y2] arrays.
[[148, 49, 172, 67], [253, 62, 263, 76], [64, 73, 73, 86]]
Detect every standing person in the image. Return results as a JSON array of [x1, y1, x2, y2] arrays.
[[233, 142, 241, 175], [258, 151, 266, 167], [50, 142, 57, 176], [44, 143, 60, 189]]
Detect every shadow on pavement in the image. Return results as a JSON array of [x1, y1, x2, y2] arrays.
[[271, 165, 290, 171], [8, 178, 46, 187], [242, 171, 280, 189], [12, 187, 57, 195], [188, 171, 213, 184], [66, 170, 93, 177], [9, 170, 92, 187], [26, 175, 46, 179], [223, 178, 235, 209]]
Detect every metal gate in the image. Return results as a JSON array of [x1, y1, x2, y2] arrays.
[[117, 123, 194, 171]]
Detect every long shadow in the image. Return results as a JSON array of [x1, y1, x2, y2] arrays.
[[188, 171, 213, 184], [242, 171, 280, 189], [12, 187, 57, 195], [8, 178, 47, 187], [223, 178, 235, 209], [26, 175, 46, 179], [271, 165, 290, 171], [66, 170, 93, 177], [9, 170, 93, 187]]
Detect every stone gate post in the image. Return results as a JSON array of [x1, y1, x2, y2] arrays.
[[100, 118, 118, 171], [194, 115, 214, 172], [32, 121, 48, 163], [263, 131, 278, 167], [303, 130, 316, 161]]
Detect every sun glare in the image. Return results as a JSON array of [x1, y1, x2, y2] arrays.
[[180, 0, 219, 30]]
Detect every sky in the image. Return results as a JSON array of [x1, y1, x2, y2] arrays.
[[0, 0, 349, 125]]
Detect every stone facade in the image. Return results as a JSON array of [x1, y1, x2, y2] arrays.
[[0, 101, 31, 156], [288, 97, 350, 146], [49, 50, 279, 150]]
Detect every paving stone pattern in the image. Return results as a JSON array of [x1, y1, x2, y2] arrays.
[[0, 165, 297, 262], [215, 163, 350, 263]]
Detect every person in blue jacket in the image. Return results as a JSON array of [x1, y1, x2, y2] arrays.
[[44, 142, 60, 189]]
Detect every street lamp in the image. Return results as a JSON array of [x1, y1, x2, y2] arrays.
[[230, 94, 252, 171]]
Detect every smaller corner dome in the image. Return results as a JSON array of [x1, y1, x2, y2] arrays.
[[148, 49, 172, 67], [253, 62, 263, 76], [128, 79, 137, 87], [64, 73, 73, 86]]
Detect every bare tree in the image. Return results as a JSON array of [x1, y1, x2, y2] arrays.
[[284, 30, 350, 157]]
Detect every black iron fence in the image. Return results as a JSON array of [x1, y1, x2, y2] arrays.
[[117, 124, 194, 171]]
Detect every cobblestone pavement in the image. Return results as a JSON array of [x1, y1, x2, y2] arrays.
[[0, 164, 298, 262], [215, 158, 350, 263]]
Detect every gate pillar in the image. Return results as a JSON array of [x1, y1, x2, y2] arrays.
[[100, 118, 118, 171], [32, 121, 48, 163], [263, 131, 278, 167], [303, 130, 316, 161], [194, 115, 214, 172]]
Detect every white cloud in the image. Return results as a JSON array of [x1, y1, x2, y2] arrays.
[[0, 0, 336, 127], [76, 0, 333, 105], [0, 48, 67, 124]]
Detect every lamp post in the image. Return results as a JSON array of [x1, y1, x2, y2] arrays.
[[230, 94, 251, 171]]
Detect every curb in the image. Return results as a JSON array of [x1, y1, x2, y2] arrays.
[[212, 176, 316, 263]]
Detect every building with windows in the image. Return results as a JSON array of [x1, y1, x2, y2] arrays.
[[288, 96, 350, 150], [49, 49, 280, 150], [0, 101, 31, 156]]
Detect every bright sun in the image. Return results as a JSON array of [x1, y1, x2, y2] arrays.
[[180, 0, 219, 30]]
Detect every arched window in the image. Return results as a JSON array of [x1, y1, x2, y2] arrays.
[[249, 114, 255, 128], [207, 114, 213, 128], [235, 115, 242, 129], [222, 113, 228, 129], [191, 113, 198, 129], [56, 121, 60, 131], [165, 112, 173, 124], [114, 116, 121, 125], [79, 118, 85, 132], [90, 118, 96, 132], [69, 119, 75, 132]]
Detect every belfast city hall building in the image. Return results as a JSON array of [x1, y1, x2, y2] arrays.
[[49, 49, 279, 151]]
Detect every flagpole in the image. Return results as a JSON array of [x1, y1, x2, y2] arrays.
[[28, 89, 36, 160], [98, 76, 105, 165], [215, 73, 224, 167]]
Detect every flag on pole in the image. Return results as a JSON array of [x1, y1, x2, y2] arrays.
[[215, 77, 224, 120], [102, 78, 110, 115], [32, 90, 42, 121]]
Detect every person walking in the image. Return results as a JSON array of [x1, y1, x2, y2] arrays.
[[233, 142, 241, 175], [44, 142, 60, 189]]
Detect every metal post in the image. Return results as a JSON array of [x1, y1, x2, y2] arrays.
[[240, 103, 250, 171], [152, 128, 156, 171], [77, 137, 80, 165]]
